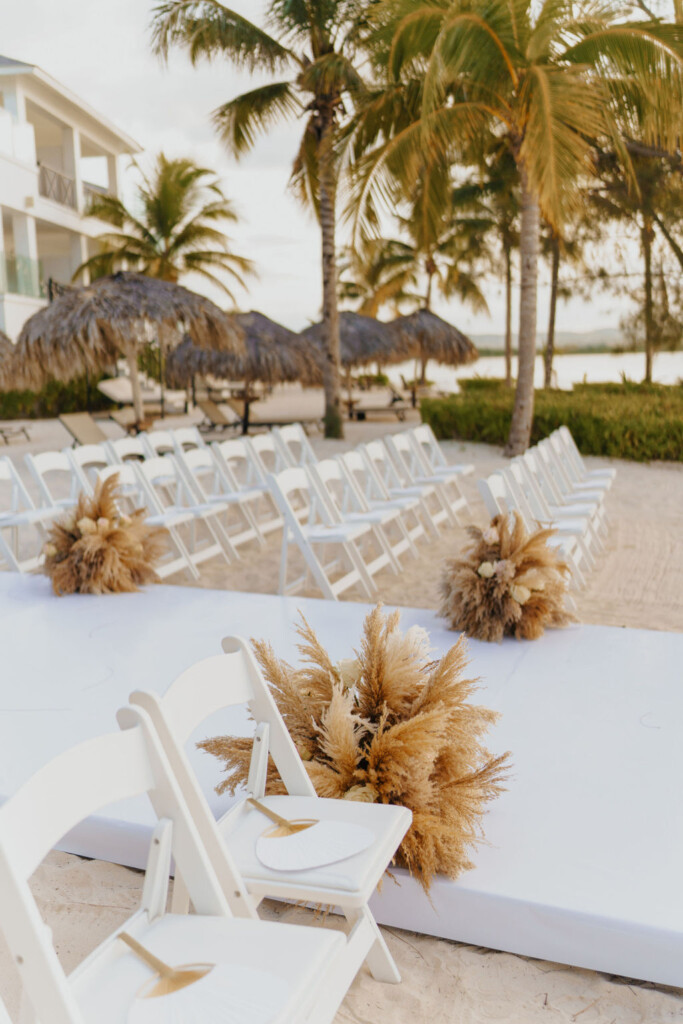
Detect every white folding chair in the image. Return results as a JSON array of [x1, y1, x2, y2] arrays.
[[273, 424, 318, 467], [359, 441, 442, 537], [477, 472, 586, 588], [247, 432, 295, 473], [536, 440, 609, 534], [171, 425, 207, 454], [267, 466, 377, 600], [309, 458, 413, 572], [176, 447, 265, 550], [403, 424, 474, 512], [103, 437, 147, 464], [136, 455, 237, 568], [63, 444, 112, 494], [130, 637, 411, 984], [0, 457, 60, 573], [336, 450, 426, 550], [557, 426, 615, 488], [140, 429, 175, 458], [212, 437, 284, 536], [24, 451, 82, 511], [385, 432, 465, 526], [0, 711, 349, 1024], [523, 448, 606, 549], [96, 464, 199, 581]]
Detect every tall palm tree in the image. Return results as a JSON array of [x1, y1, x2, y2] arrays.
[[358, 0, 683, 453], [151, 1, 373, 438], [77, 153, 253, 299]]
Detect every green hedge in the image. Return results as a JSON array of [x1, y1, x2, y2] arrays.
[[0, 375, 114, 420], [421, 381, 683, 462]]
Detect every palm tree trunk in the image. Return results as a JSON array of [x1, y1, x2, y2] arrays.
[[420, 270, 434, 384], [505, 168, 539, 456], [544, 233, 560, 389], [504, 243, 513, 387], [126, 347, 144, 425], [318, 119, 343, 439], [642, 217, 655, 383]]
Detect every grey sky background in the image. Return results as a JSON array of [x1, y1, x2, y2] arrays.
[[4, 0, 632, 335]]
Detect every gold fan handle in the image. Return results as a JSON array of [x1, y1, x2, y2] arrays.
[[119, 932, 176, 979], [247, 797, 293, 829]]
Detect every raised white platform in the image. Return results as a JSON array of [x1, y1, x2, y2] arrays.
[[1, 573, 681, 988]]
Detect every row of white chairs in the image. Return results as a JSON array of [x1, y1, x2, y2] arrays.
[[0, 423, 475, 599], [478, 426, 615, 588], [0, 635, 412, 1023]]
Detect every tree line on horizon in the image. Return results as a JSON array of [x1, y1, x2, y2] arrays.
[[82, 0, 683, 453]]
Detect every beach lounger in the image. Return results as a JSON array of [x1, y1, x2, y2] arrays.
[[129, 639, 411, 985], [196, 398, 242, 434], [59, 412, 109, 446], [0, 710, 350, 1024], [0, 423, 31, 445]]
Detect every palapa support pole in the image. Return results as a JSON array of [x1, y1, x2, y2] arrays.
[[126, 345, 145, 427]]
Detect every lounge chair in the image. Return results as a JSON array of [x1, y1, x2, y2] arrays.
[[347, 389, 411, 422], [196, 398, 242, 434], [0, 422, 31, 445], [59, 411, 109, 446]]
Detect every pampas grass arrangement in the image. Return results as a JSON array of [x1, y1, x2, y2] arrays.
[[439, 512, 573, 642], [43, 474, 167, 595], [200, 605, 510, 891]]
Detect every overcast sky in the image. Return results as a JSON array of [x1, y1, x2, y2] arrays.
[[4, 0, 634, 336]]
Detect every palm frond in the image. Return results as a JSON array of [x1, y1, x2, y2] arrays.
[[212, 81, 300, 157]]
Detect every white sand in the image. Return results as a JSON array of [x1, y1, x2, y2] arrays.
[[1, 409, 682, 1021]]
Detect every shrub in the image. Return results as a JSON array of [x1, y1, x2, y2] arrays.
[[0, 375, 114, 420], [421, 383, 683, 462]]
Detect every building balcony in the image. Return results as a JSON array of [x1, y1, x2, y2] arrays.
[[38, 164, 77, 209], [0, 254, 46, 300]]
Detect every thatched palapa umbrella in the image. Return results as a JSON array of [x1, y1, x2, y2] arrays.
[[0, 331, 16, 391], [12, 272, 244, 423], [301, 311, 411, 370], [390, 309, 478, 384], [168, 311, 321, 432]]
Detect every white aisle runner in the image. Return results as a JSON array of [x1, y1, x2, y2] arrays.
[[0, 573, 681, 986]]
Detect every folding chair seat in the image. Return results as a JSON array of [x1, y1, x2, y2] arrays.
[[359, 441, 442, 536], [25, 450, 84, 513], [130, 637, 411, 985], [136, 455, 237, 567], [176, 446, 265, 550], [171, 425, 207, 454], [308, 458, 410, 575], [96, 464, 199, 580], [104, 436, 148, 463], [267, 466, 377, 599], [385, 433, 466, 526], [0, 457, 60, 572], [557, 426, 615, 487], [336, 449, 426, 550], [0, 711, 350, 1024], [273, 423, 318, 467], [478, 471, 587, 589], [212, 437, 284, 536], [63, 443, 112, 494]]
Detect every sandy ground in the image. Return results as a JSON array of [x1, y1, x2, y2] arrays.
[[1, 408, 682, 1022]]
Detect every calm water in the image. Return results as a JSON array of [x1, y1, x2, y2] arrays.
[[387, 351, 683, 392]]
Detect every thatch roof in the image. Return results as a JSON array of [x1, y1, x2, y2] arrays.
[[11, 272, 245, 390], [167, 311, 321, 387], [301, 311, 412, 368], [0, 330, 16, 390], [389, 309, 478, 366]]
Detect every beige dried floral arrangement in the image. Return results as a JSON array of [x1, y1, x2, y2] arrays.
[[43, 473, 167, 595], [439, 512, 573, 642], [200, 605, 510, 891]]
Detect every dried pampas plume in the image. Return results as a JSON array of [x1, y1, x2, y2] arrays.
[[200, 605, 510, 891], [439, 512, 573, 642], [43, 473, 167, 595]]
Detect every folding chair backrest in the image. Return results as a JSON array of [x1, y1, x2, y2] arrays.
[[507, 459, 550, 520], [172, 426, 206, 453], [96, 463, 153, 516], [360, 441, 403, 491], [537, 438, 573, 498], [273, 424, 317, 467], [65, 444, 111, 493], [0, 455, 37, 514], [248, 432, 293, 474], [336, 450, 381, 505], [308, 458, 360, 519], [131, 637, 315, 798], [409, 424, 447, 470], [526, 446, 563, 504], [135, 455, 185, 509], [478, 472, 532, 529], [384, 433, 421, 483], [25, 451, 80, 508], [213, 437, 261, 488], [178, 446, 231, 500], [0, 719, 234, 1024], [104, 436, 147, 463], [141, 430, 175, 457], [267, 466, 326, 527]]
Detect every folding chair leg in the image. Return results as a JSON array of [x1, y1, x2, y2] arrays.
[[278, 531, 290, 594], [343, 905, 401, 984], [344, 541, 377, 599]]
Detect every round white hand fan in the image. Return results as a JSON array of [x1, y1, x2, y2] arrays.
[[248, 798, 375, 872]]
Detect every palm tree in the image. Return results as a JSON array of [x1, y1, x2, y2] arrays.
[[77, 153, 253, 298], [359, 0, 683, 453], [151, 1, 373, 438]]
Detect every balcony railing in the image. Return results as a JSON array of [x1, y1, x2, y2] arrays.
[[38, 164, 77, 209], [0, 254, 46, 299]]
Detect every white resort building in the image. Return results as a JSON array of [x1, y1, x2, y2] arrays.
[[0, 54, 140, 338]]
